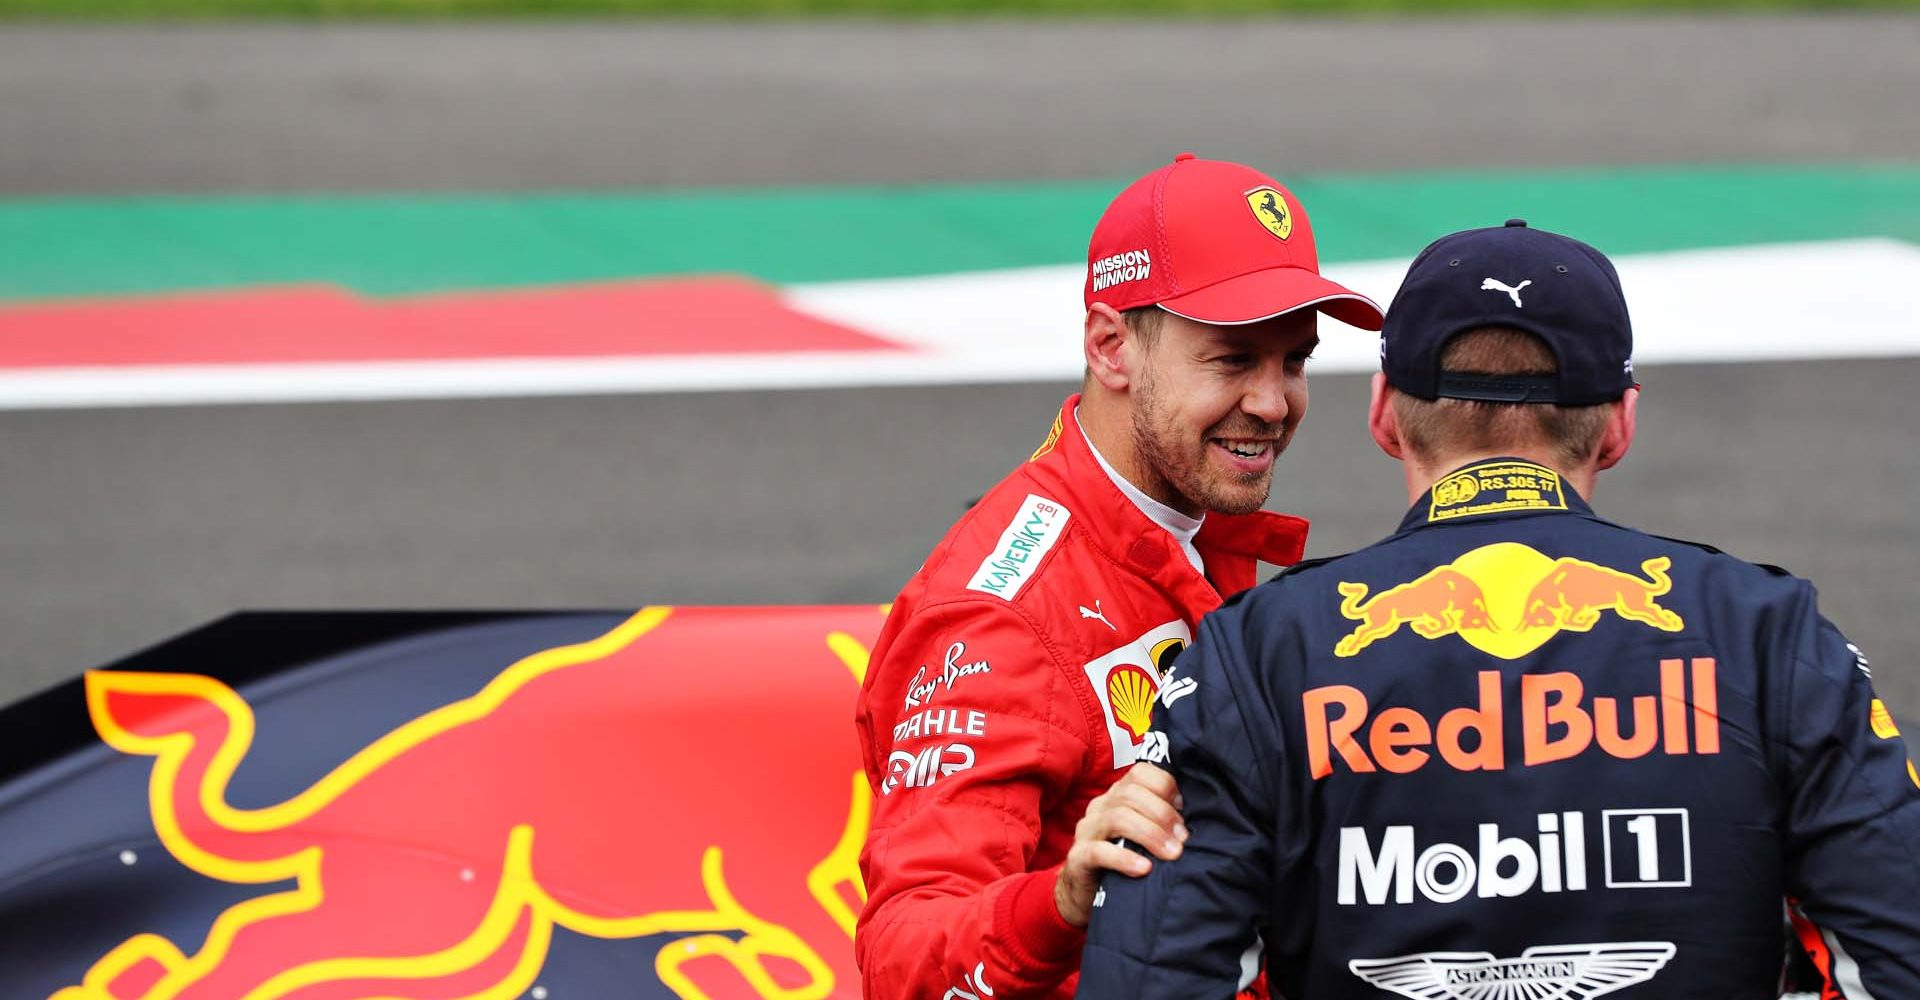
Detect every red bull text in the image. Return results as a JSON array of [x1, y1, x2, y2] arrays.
[[1305, 658, 1720, 780]]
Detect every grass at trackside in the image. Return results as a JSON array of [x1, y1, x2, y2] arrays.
[[1, 0, 1914, 17]]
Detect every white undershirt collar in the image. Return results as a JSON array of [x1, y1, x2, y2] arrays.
[[1075, 407, 1205, 574]]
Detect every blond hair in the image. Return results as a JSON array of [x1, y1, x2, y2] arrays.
[[1391, 328, 1611, 467]]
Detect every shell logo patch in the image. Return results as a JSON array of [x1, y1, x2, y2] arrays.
[[1083, 619, 1190, 767], [1107, 664, 1157, 741], [1246, 186, 1293, 241], [1336, 542, 1685, 660]]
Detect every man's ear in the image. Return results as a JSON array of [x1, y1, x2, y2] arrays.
[[1594, 386, 1638, 471], [1085, 303, 1133, 392], [1368, 373, 1405, 460]]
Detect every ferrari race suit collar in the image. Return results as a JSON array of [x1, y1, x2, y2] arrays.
[[1395, 456, 1597, 535], [1029, 395, 1309, 600], [1073, 406, 1206, 576]]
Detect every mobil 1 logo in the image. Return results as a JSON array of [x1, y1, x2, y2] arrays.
[[1601, 808, 1691, 888], [1337, 807, 1694, 906]]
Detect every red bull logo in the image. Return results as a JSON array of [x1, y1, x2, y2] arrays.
[[1304, 658, 1721, 780], [1336, 543, 1685, 660], [55, 606, 884, 1000]]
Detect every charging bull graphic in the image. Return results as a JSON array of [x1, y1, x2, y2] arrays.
[[1336, 543, 1685, 660], [52, 606, 885, 1000], [1335, 568, 1493, 657]]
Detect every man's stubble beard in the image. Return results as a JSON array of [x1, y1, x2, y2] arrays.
[[1130, 367, 1277, 517]]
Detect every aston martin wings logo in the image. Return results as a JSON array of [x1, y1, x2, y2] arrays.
[[1349, 942, 1676, 1000]]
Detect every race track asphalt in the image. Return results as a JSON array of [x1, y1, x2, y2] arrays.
[[1, 16, 1917, 191], [0, 15, 1916, 724]]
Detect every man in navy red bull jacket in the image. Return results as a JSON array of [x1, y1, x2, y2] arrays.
[[1078, 220, 1920, 999]]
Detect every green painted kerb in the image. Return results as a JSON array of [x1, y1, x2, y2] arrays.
[[2, 165, 1917, 302]]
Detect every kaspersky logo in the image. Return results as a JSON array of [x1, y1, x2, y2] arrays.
[[1335, 542, 1685, 660]]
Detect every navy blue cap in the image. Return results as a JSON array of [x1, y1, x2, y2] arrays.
[[1382, 219, 1634, 405]]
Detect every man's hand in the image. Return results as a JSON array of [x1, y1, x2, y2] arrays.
[[1055, 762, 1187, 927]]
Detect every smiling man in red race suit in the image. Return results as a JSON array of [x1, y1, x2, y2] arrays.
[[853, 154, 1384, 1000]]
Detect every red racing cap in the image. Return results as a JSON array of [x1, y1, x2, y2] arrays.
[[1085, 153, 1383, 331]]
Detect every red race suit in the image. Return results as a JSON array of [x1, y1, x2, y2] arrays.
[[854, 395, 1308, 999]]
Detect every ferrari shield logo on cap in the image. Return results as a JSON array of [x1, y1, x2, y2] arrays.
[[1245, 186, 1293, 241]]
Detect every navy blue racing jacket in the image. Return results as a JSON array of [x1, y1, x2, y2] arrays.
[[1079, 458, 1920, 1000]]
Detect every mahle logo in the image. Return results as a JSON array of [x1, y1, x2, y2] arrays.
[[1335, 542, 1684, 660], [1245, 186, 1293, 241]]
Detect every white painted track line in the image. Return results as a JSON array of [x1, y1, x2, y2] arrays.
[[1, 239, 1915, 410]]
